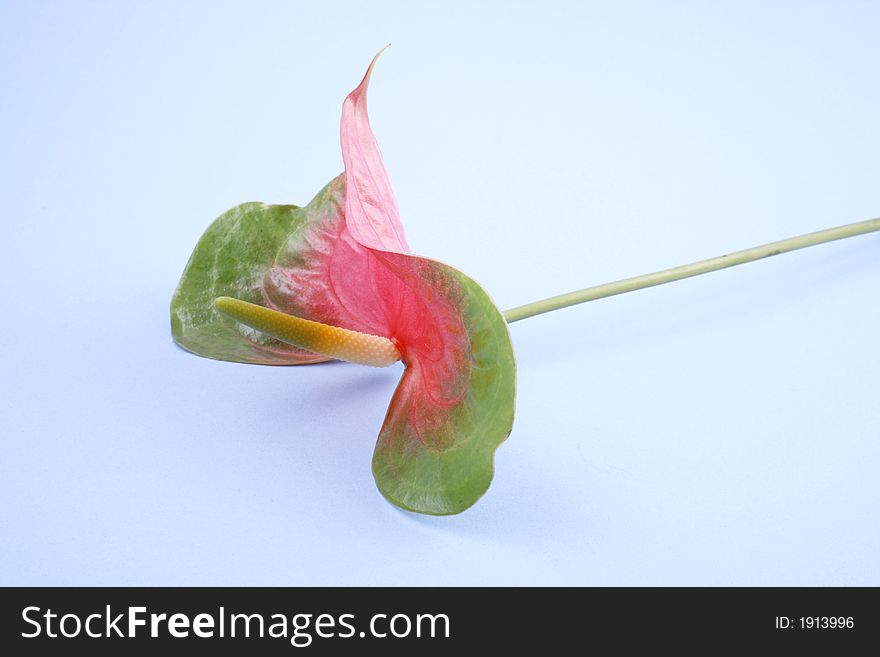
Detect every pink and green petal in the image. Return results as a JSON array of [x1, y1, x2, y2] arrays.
[[341, 54, 518, 513], [171, 51, 517, 514], [261, 175, 516, 513], [370, 253, 516, 515], [262, 55, 517, 512]]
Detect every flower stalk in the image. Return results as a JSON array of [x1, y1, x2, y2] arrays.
[[503, 216, 880, 323]]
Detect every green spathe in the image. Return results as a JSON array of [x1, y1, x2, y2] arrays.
[[170, 183, 341, 365], [371, 259, 516, 515], [171, 175, 517, 515]]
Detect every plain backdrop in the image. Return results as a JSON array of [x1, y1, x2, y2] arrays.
[[2, 0, 878, 585]]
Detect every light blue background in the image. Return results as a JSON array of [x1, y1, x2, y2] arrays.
[[2, 0, 878, 585]]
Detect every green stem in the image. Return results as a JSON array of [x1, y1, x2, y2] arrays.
[[503, 216, 880, 323]]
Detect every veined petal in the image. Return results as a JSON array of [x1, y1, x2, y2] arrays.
[[170, 201, 329, 365], [340, 46, 409, 253], [263, 180, 517, 513], [369, 253, 516, 515], [265, 53, 517, 513], [172, 52, 517, 514]]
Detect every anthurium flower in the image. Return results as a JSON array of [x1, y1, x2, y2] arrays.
[[173, 50, 880, 516], [171, 51, 516, 515]]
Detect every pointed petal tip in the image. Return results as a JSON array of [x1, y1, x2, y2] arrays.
[[359, 44, 391, 90], [372, 43, 392, 67]]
